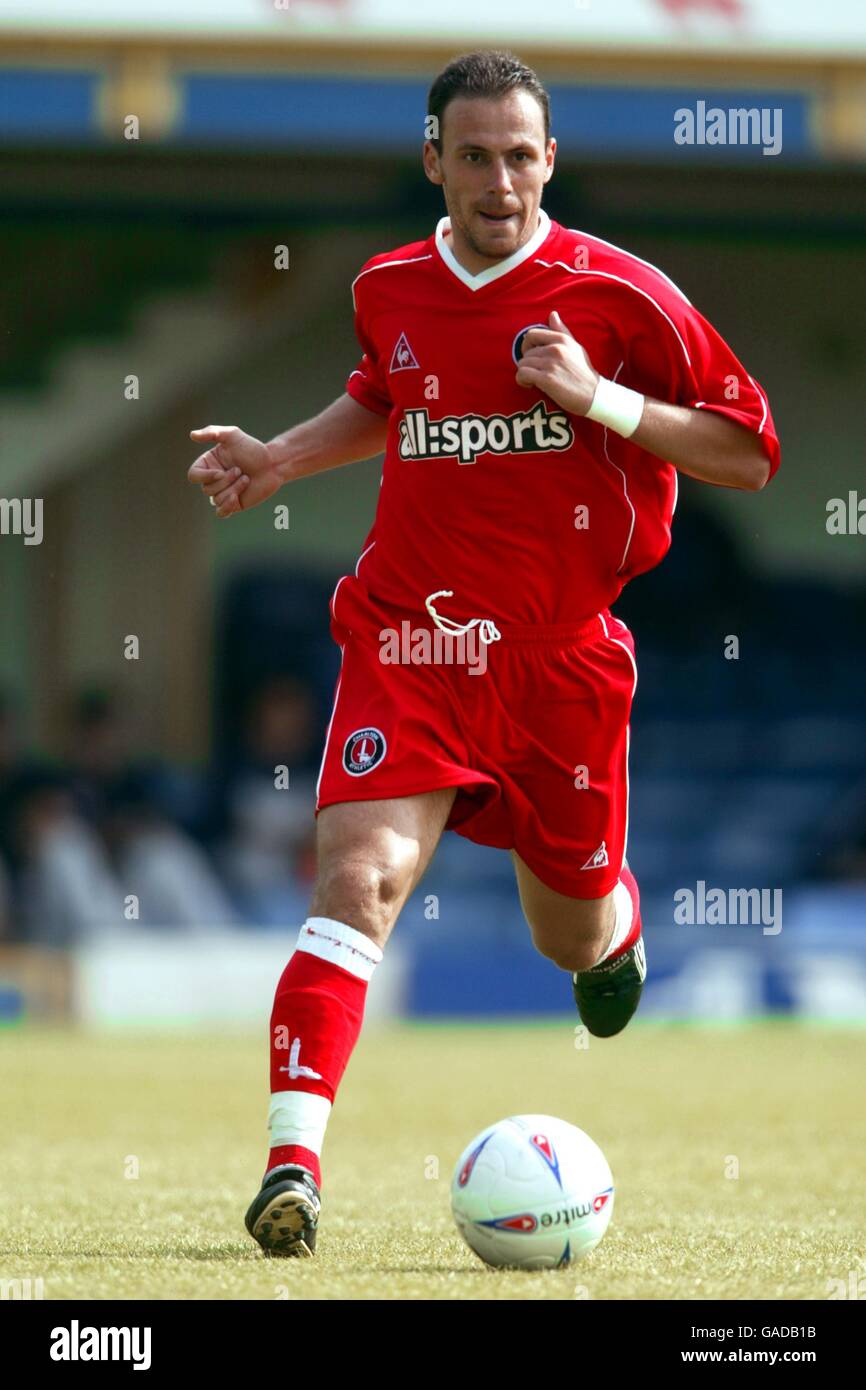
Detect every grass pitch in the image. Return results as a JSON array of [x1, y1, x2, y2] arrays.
[[1, 1020, 864, 1301]]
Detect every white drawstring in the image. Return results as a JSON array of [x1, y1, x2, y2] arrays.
[[424, 589, 502, 645]]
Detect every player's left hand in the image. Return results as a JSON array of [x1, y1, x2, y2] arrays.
[[515, 310, 600, 416]]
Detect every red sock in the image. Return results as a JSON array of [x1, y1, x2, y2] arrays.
[[267, 1143, 323, 1186], [266, 917, 383, 1190]]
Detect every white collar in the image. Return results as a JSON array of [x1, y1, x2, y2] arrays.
[[435, 207, 551, 291]]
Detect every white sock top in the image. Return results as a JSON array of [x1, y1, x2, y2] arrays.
[[297, 915, 383, 981]]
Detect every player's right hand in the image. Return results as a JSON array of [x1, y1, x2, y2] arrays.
[[188, 425, 282, 517]]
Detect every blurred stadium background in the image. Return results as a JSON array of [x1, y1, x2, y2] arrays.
[[1, 0, 865, 1033]]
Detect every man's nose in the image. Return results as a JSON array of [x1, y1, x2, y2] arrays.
[[489, 159, 515, 195]]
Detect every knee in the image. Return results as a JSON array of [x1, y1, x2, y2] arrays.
[[312, 848, 411, 944], [528, 896, 615, 973], [533, 931, 605, 974]]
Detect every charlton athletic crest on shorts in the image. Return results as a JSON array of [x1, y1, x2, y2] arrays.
[[343, 727, 387, 776]]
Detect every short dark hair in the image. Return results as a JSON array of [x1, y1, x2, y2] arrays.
[[427, 51, 551, 154]]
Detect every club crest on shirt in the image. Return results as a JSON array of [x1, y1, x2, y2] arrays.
[[343, 727, 387, 776], [512, 322, 550, 363]]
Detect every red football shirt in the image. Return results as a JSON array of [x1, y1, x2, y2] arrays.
[[344, 208, 780, 628]]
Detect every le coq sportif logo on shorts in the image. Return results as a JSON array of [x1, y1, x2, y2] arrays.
[[398, 402, 574, 465]]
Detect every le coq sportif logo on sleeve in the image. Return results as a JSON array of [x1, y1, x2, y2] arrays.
[[398, 402, 574, 465]]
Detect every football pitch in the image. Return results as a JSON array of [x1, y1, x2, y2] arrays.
[[1, 1021, 863, 1302]]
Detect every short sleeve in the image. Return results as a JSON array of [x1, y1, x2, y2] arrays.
[[627, 289, 780, 482], [345, 292, 392, 419]]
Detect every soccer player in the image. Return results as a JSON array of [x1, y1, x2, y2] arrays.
[[188, 51, 780, 1257]]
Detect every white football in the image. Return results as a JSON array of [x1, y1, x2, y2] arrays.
[[451, 1113, 614, 1270]]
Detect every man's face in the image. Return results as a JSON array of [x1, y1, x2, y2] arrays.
[[423, 89, 555, 268]]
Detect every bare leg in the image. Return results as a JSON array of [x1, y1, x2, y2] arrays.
[[511, 850, 616, 973], [310, 786, 458, 950]]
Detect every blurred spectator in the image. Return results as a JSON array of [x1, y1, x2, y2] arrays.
[[0, 845, 9, 942], [102, 768, 239, 934], [64, 687, 148, 828], [61, 687, 238, 933], [208, 675, 319, 926], [1, 766, 121, 946], [2, 688, 125, 943], [0, 688, 14, 938], [1, 677, 318, 940], [0, 686, 240, 941]]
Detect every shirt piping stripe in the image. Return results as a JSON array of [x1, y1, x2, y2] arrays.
[[602, 359, 637, 574], [747, 373, 769, 435], [351, 255, 433, 310], [568, 227, 693, 307], [533, 258, 693, 370]]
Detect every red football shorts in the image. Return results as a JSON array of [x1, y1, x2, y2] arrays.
[[315, 573, 637, 899]]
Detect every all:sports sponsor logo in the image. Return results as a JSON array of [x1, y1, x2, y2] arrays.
[[398, 402, 574, 465]]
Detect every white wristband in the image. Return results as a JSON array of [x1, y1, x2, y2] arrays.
[[586, 376, 645, 439]]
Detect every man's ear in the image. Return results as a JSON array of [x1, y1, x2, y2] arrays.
[[543, 137, 556, 182], [423, 141, 445, 186]]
